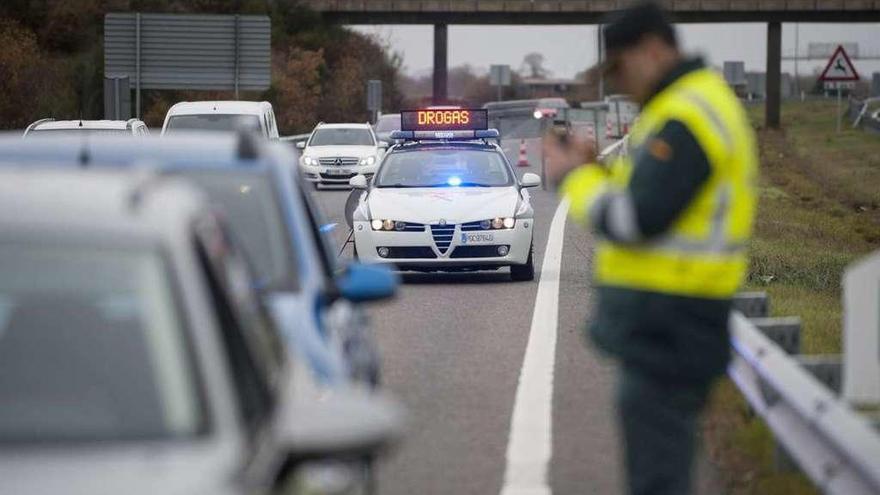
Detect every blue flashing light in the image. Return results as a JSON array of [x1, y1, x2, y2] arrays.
[[390, 130, 414, 140], [475, 129, 500, 139], [447, 176, 462, 187]]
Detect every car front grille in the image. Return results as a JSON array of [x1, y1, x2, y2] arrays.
[[461, 221, 489, 232], [381, 247, 437, 259], [319, 172, 356, 180], [450, 245, 510, 259], [430, 224, 455, 254], [318, 157, 359, 167], [397, 222, 426, 232]]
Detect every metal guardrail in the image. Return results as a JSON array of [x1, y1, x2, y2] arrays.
[[729, 293, 880, 494], [280, 133, 311, 144]]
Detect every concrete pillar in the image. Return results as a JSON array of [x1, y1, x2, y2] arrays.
[[766, 22, 782, 129], [433, 24, 448, 105]]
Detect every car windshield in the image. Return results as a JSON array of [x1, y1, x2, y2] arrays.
[[374, 115, 400, 133], [178, 170, 297, 292], [309, 128, 374, 146], [165, 114, 262, 134], [27, 128, 129, 136], [375, 149, 514, 188], [0, 245, 202, 443]]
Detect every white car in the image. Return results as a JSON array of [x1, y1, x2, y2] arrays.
[[161, 100, 280, 139], [298, 123, 388, 189], [23, 118, 150, 137], [349, 126, 540, 281]]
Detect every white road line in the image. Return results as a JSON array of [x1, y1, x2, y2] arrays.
[[500, 199, 570, 495]]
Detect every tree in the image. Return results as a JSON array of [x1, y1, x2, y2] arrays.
[[520, 52, 550, 79]]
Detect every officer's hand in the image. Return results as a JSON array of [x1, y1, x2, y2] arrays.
[[543, 132, 598, 187]]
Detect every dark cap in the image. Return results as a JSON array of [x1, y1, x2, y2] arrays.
[[603, 2, 678, 54]]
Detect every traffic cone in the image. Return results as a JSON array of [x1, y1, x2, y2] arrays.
[[517, 139, 529, 167], [605, 120, 613, 139], [623, 122, 629, 135], [586, 123, 595, 142]]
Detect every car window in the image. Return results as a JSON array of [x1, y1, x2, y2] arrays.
[[376, 149, 514, 188], [0, 244, 202, 443], [374, 115, 400, 133], [309, 128, 375, 146], [165, 114, 262, 134], [194, 216, 284, 430], [177, 170, 298, 292]]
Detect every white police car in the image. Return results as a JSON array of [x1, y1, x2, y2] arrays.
[[349, 109, 541, 281]]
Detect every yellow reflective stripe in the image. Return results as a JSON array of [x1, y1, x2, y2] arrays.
[[595, 244, 747, 299], [559, 165, 608, 224]]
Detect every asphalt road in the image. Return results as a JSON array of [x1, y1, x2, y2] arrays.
[[309, 156, 719, 494]]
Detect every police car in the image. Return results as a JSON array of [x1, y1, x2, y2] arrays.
[[349, 109, 541, 281]]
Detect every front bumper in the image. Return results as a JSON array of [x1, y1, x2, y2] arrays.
[[353, 220, 533, 269], [301, 164, 377, 185]]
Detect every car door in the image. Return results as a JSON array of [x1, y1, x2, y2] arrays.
[[297, 177, 381, 387]]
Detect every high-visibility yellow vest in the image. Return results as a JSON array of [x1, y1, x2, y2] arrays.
[[567, 68, 757, 299]]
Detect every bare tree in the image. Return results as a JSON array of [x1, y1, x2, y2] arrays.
[[520, 52, 550, 79]]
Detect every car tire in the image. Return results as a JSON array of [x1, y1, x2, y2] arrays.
[[510, 243, 535, 282]]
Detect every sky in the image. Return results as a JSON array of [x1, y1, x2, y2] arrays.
[[352, 23, 880, 80]]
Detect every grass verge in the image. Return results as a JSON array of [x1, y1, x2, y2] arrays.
[[703, 100, 880, 494]]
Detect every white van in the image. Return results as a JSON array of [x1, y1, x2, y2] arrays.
[[161, 101, 279, 139]]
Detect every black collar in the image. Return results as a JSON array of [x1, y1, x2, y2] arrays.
[[645, 57, 705, 104]]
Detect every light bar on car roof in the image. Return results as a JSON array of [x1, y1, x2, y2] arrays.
[[390, 129, 499, 141], [400, 109, 489, 132]]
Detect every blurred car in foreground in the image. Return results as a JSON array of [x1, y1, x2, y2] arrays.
[[0, 133, 395, 389], [0, 168, 403, 495], [23, 118, 150, 137], [161, 100, 280, 140], [298, 123, 388, 189]]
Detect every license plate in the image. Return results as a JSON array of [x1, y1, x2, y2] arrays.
[[461, 233, 494, 244], [327, 169, 350, 176]]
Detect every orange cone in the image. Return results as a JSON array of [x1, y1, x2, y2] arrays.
[[517, 139, 529, 167]]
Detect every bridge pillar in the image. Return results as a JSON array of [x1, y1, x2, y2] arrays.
[[433, 23, 448, 104], [766, 21, 782, 129]]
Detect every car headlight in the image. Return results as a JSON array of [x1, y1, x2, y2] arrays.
[[479, 218, 515, 230], [359, 155, 376, 166], [370, 219, 406, 231], [301, 155, 318, 166]]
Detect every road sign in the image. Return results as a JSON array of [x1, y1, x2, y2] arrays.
[[819, 45, 860, 82], [490, 65, 512, 86]]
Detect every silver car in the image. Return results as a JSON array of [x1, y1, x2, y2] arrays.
[[0, 168, 402, 495]]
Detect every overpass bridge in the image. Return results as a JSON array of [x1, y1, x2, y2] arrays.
[[304, 0, 880, 128]]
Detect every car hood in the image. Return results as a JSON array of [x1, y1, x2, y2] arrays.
[[0, 442, 237, 495], [367, 187, 520, 224], [302, 145, 377, 158]]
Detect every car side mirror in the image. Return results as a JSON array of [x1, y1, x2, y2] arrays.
[[336, 263, 398, 303], [349, 174, 368, 190], [378, 141, 389, 149], [521, 172, 542, 188], [275, 390, 404, 463], [295, 141, 306, 150]]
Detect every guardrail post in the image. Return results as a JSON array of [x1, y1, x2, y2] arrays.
[[752, 317, 802, 355], [796, 355, 843, 396], [732, 291, 769, 318]]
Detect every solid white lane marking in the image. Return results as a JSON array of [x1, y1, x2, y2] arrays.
[[500, 199, 570, 495]]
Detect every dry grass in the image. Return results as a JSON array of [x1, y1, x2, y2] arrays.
[[704, 100, 880, 494]]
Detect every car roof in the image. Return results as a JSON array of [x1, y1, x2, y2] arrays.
[[0, 132, 276, 172], [0, 168, 205, 244], [316, 123, 372, 129], [166, 100, 272, 116], [32, 120, 133, 130]]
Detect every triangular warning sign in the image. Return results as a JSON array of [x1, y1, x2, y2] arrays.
[[819, 45, 860, 82]]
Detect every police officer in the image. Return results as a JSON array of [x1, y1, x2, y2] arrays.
[[545, 3, 757, 494]]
